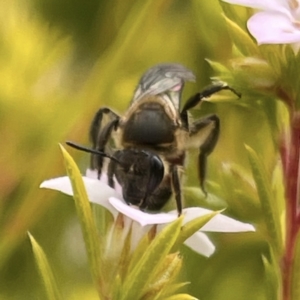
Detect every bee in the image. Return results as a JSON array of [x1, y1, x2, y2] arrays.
[[68, 63, 240, 216]]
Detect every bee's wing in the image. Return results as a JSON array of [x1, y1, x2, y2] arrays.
[[133, 63, 196, 102]]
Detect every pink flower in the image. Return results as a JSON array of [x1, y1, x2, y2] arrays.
[[222, 0, 300, 51]]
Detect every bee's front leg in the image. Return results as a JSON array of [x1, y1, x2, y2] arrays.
[[89, 107, 120, 177], [170, 165, 183, 216]]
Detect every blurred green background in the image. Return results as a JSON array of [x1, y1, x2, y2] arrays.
[[0, 0, 275, 299]]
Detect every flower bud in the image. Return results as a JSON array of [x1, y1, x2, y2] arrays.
[[230, 57, 277, 93]]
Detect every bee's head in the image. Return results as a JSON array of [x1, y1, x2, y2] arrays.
[[112, 149, 164, 207], [66, 142, 164, 208]]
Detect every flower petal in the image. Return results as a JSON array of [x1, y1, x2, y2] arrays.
[[86, 169, 123, 196], [131, 221, 152, 250], [201, 213, 255, 232], [175, 207, 255, 232], [40, 176, 74, 195], [40, 176, 121, 217], [109, 197, 177, 226], [221, 0, 289, 12], [184, 232, 215, 257], [180, 207, 216, 223], [248, 11, 300, 44]]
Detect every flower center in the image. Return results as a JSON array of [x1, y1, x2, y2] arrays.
[[289, 0, 300, 24], [289, 0, 299, 10]]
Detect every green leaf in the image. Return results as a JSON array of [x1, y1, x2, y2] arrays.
[[291, 231, 300, 300], [121, 217, 183, 300], [159, 282, 191, 299], [219, 1, 249, 30], [28, 233, 62, 300], [260, 97, 281, 144], [262, 250, 281, 300], [60, 145, 103, 295], [174, 211, 221, 249], [245, 145, 283, 255], [183, 186, 227, 210], [206, 59, 230, 76], [142, 253, 182, 300], [117, 220, 133, 280], [163, 294, 198, 300], [92, 204, 114, 238], [127, 225, 157, 274], [228, 57, 277, 97], [284, 45, 296, 69], [222, 14, 259, 57], [219, 162, 261, 221], [271, 160, 286, 239], [260, 45, 283, 78], [111, 274, 122, 300]]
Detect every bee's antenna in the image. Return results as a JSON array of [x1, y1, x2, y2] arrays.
[[66, 141, 120, 164]]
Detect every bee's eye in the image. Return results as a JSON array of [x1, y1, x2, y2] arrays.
[[146, 155, 164, 191]]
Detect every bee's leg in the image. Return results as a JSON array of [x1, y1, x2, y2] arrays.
[[140, 185, 172, 212], [107, 158, 116, 188], [91, 119, 119, 178], [139, 154, 166, 210], [139, 172, 171, 212], [137, 165, 176, 213], [170, 165, 182, 216], [180, 82, 240, 127], [189, 115, 220, 195], [89, 107, 120, 178], [89, 107, 120, 148]]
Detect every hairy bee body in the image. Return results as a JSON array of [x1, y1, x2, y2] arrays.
[[72, 63, 240, 215]]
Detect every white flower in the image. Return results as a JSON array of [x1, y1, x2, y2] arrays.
[[40, 175, 255, 257], [222, 0, 300, 51]]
